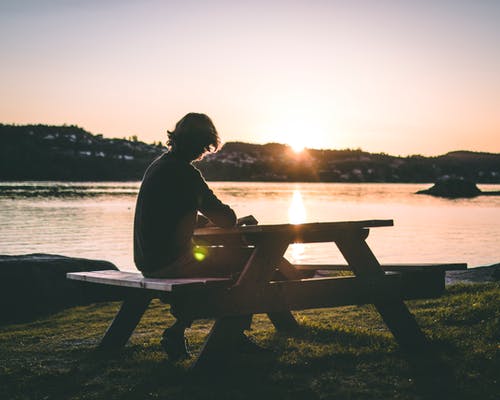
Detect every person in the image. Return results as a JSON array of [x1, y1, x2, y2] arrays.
[[133, 112, 260, 360]]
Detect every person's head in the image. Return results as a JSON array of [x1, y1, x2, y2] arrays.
[[167, 113, 221, 161]]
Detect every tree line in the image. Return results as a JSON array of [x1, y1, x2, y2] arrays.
[[1, 124, 498, 183]]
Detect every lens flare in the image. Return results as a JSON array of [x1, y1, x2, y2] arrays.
[[193, 247, 207, 261]]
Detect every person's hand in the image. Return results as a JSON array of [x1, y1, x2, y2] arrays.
[[236, 215, 258, 226]]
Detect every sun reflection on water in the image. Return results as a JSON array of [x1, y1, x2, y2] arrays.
[[288, 190, 306, 224], [288, 189, 306, 263]]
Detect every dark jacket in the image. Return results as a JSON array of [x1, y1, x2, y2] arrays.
[[133, 152, 236, 272]]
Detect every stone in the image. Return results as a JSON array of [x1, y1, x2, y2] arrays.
[[0, 254, 123, 324], [446, 263, 500, 285], [417, 177, 482, 198]]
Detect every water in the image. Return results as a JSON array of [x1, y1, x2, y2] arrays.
[[1, 181, 499, 270]]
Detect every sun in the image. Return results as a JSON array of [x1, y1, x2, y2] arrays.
[[282, 123, 307, 153], [287, 128, 308, 153], [290, 141, 305, 153], [260, 108, 327, 152]]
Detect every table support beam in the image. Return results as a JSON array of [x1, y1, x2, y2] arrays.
[[235, 238, 300, 331], [98, 292, 152, 350], [191, 316, 249, 371], [267, 311, 299, 332], [265, 258, 302, 331], [335, 233, 428, 351]]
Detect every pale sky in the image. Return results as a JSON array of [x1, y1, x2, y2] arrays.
[[1, 0, 499, 155]]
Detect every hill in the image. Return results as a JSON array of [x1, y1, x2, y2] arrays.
[[1, 124, 499, 182]]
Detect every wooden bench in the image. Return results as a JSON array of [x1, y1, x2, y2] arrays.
[[67, 220, 468, 369], [295, 263, 467, 298], [68, 270, 231, 292], [67, 264, 465, 356], [67, 270, 232, 350]]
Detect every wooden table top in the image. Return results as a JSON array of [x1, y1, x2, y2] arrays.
[[194, 219, 394, 244], [195, 219, 393, 236]]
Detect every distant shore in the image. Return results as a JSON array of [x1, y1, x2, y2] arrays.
[[1, 124, 499, 183]]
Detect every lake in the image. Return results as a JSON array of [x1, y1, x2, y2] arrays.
[[1, 181, 499, 270]]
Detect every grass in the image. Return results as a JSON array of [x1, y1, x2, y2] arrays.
[[1, 283, 499, 400]]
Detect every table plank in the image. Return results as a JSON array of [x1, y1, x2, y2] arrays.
[[194, 220, 390, 245], [172, 274, 405, 320], [195, 219, 393, 237], [295, 263, 468, 272]]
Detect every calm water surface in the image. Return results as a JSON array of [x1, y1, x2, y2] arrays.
[[1, 182, 499, 270]]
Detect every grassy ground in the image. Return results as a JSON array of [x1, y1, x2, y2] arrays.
[[1, 283, 499, 400]]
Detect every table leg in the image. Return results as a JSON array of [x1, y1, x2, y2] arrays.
[[191, 316, 249, 371], [336, 236, 428, 351], [267, 311, 299, 332], [194, 239, 294, 368], [98, 291, 152, 350], [266, 258, 302, 331], [236, 238, 299, 332]]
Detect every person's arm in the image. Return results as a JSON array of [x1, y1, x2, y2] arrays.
[[191, 168, 237, 228], [197, 214, 258, 228]]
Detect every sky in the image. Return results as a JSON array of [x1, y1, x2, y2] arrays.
[[1, 0, 499, 155]]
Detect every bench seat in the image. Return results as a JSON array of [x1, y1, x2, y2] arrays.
[[67, 262, 463, 303], [67, 270, 231, 292], [295, 263, 467, 272], [293, 263, 467, 299]]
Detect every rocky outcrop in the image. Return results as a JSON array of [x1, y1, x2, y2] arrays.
[[417, 178, 482, 198], [417, 176, 500, 198], [446, 263, 500, 285], [0, 254, 123, 324]]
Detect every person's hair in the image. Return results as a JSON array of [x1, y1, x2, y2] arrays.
[[167, 113, 221, 161]]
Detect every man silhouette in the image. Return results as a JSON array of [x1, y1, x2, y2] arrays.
[[134, 113, 259, 360]]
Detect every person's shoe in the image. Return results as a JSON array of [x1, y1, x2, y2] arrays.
[[233, 333, 272, 354], [160, 328, 191, 361]]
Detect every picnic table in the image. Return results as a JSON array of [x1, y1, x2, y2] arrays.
[[67, 220, 466, 369]]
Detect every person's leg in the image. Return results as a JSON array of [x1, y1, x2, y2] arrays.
[[177, 245, 254, 278], [192, 246, 271, 352], [160, 319, 192, 361], [191, 246, 254, 330], [170, 246, 263, 351], [141, 256, 196, 360], [144, 246, 260, 359]]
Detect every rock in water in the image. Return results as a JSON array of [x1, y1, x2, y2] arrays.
[[0, 254, 122, 324], [417, 177, 482, 198]]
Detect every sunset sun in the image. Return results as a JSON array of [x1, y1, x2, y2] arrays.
[[262, 109, 328, 152], [290, 141, 305, 153]]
